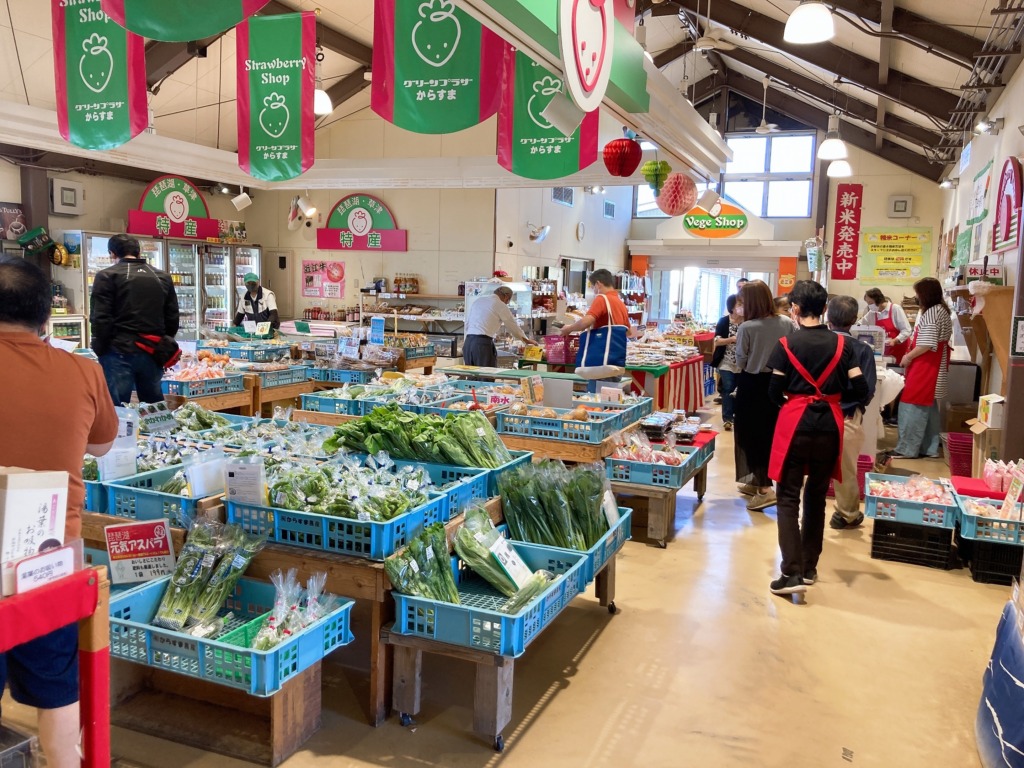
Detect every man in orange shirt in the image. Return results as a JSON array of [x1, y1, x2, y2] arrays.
[[559, 268, 633, 335], [0, 258, 118, 768]]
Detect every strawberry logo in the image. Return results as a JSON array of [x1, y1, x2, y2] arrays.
[[258, 92, 290, 138], [79, 33, 113, 94], [412, 0, 461, 68], [348, 208, 371, 235], [165, 192, 187, 223], [527, 75, 563, 131], [558, 0, 613, 112]]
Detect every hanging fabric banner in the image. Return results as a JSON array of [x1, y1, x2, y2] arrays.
[[100, 0, 271, 42], [51, 0, 147, 151], [497, 47, 599, 180], [236, 12, 316, 182], [371, 0, 502, 134]]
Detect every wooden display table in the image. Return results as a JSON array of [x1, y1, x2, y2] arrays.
[[164, 375, 257, 415], [252, 375, 317, 417], [396, 355, 436, 374], [292, 409, 360, 426], [499, 434, 619, 463]]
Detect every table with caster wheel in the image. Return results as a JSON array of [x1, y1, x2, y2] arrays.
[[383, 630, 514, 752]]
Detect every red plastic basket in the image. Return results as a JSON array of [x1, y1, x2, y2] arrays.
[[947, 432, 974, 478], [827, 454, 874, 500], [544, 334, 580, 364]]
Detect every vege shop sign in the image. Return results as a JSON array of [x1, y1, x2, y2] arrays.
[[683, 203, 749, 239], [100, 0, 271, 42], [127, 175, 220, 241], [317, 194, 409, 251]]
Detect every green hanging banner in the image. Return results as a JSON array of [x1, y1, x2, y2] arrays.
[[51, 0, 148, 151], [371, 0, 503, 134], [100, 0, 271, 42], [496, 47, 599, 181], [236, 12, 317, 182]]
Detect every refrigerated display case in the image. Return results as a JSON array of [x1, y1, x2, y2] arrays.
[[84, 233, 164, 295], [46, 315, 86, 349], [201, 244, 231, 328], [167, 240, 199, 340]]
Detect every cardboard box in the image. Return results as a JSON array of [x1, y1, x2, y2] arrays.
[[979, 394, 1006, 429], [945, 402, 977, 434], [0, 467, 68, 596], [968, 419, 1004, 479]]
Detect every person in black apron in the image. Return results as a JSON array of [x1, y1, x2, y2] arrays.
[[233, 272, 280, 330], [765, 281, 869, 597]]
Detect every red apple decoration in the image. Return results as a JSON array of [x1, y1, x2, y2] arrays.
[[656, 173, 698, 216], [603, 136, 643, 177]]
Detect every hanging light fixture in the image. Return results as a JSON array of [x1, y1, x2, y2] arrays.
[[313, 11, 333, 117], [784, 1, 835, 44], [827, 160, 853, 178], [297, 194, 317, 218], [818, 113, 848, 160]]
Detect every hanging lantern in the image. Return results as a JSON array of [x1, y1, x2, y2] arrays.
[[656, 173, 698, 216], [641, 160, 671, 195], [603, 135, 643, 177]]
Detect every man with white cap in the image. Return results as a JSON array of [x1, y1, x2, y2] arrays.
[[233, 272, 279, 330]]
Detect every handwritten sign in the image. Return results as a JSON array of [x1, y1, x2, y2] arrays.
[[301, 259, 345, 299], [104, 520, 176, 584], [138, 401, 178, 433], [488, 393, 514, 406]]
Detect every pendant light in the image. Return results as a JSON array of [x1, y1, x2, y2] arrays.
[[313, 11, 333, 117], [818, 113, 847, 160], [784, 1, 835, 44], [827, 160, 853, 178]]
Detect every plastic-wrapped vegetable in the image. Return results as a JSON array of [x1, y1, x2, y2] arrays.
[[564, 463, 611, 549], [153, 520, 224, 630], [82, 456, 99, 481], [501, 570, 555, 614], [499, 461, 584, 550], [250, 570, 339, 650], [453, 507, 518, 597], [187, 528, 267, 627], [385, 523, 459, 604], [158, 470, 189, 496]]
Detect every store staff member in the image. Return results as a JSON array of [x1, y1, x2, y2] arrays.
[[233, 272, 280, 330], [463, 286, 530, 367]]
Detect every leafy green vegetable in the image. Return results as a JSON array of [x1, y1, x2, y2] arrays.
[[82, 456, 98, 481], [385, 523, 459, 604], [501, 570, 554, 614], [453, 507, 518, 597], [153, 520, 223, 631], [187, 527, 266, 627]]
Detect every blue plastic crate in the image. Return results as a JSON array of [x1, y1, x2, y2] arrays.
[[315, 368, 375, 384], [418, 394, 509, 418], [495, 408, 620, 444], [299, 392, 364, 415], [161, 374, 245, 398], [257, 366, 311, 388], [85, 479, 107, 513], [226, 494, 444, 561], [955, 495, 1024, 545], [105, 467, 212, 526], [605, 457, 688, 487], [108, 576, 354, 696], [863, 473, 958, 528], [399, 344, 435, 360], [487, 451, 532, 496], [396, 460, 490, 519], [391, 541, 586, 657], [228, 344, 290, 362], [499, 508, 632, 585], [357, 393, 463, 417]]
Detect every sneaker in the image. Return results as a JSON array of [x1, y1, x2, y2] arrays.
[[770, 573, 807, 595], [747, 490, 777, 511], [830, 511, 864, 529], [723, 420, 733, 431], [803, 569, 818, 585], [738, 483, 759, 496]]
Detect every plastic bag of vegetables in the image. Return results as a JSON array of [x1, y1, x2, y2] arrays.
[[153, 520, 226, 631], [187, 527, 267, 627], [385, 523, 460, 604]]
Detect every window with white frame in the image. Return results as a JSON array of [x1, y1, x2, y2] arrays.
[[720, 132, 815, 218]]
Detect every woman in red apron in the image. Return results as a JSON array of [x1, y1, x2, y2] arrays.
[[765, 281, 869, 597], [863, 288, 911, 364], [893, 279, 953, 459]]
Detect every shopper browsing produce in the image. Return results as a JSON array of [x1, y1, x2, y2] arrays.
[[766, 280, 869, 596], [462, 286, 530, 367], [712, 294, 742, 431], [734, 279, 793, 511], [90, 233, 180, 405], [0, 257, 119, 768], [860, 287, 911, 365], [827, 296, 877, 530], [233, 272, 280, 330]]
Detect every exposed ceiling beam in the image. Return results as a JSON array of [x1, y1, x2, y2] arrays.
[[653, 41, 692, 70], [829, 0, 978, 69], [723, 71, 942, 181], [716, 47, 943, 148], [324, 68, 371, 108], [677, 9, 729, 80], [690, 72, 727, 106], [876, 0, 894, 151], [261, 1, 372, 67], [664, 0, 960, 123]]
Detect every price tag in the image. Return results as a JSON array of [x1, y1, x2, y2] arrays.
[[602, 490, 621, 527], [488, 537, 533, 589], [369, 316, 386, 345], [15, 546, 76, 594], [294, 321, 311, 334], [600, 386, 623, 403], [256, 322, 271, 335], [243, 320, 258, 334], [98, 448, 137, 481], [138, 402, 178, 434], [1000, 465, 1024, 520], [104, 520, 176, 585], [523, 345, 544, 361]]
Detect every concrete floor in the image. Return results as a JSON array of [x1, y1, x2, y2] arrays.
[[6, 424, 1010, 768]]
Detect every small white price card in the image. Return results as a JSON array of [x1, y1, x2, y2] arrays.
[[104, 520, 176, 584], [243, 320, 258, 334], [15, 545, 75, 594], [488, 537, 533, 589]]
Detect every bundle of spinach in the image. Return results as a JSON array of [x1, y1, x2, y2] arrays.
[[385, 523, 460, 604]]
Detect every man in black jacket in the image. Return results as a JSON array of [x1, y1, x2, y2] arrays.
[[90, 234, 179, 405]]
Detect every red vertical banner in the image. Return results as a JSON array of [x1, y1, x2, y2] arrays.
[[831, 183, 863, 281]]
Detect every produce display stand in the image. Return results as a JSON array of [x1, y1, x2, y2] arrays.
[[435, 365, 631, 391], [291, 409, 360, 427], [0, 567, 111, 767], [396, 354, 436, 374], [498, 433, 619, 463], [163, 373, 256, 416], [251, 373, 317, 417], [628, 356, 706, 413]]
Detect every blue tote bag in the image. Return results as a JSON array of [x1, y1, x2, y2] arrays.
[[575, 293, 628, 380]]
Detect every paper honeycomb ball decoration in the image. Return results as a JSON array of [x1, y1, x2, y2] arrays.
[[603, 137, 643, 177], [640, 160, 672, 195], [656, 173, 698, 216]]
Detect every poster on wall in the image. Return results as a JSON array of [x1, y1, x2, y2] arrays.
[[371, 0, 502, 134], [236, 12, 316, 182], [954, 229, 971, 268], [52, 0, 148, 151], [0, 203, 27, 240], [830, 183, 862, 281], [967, 160, 993, 227], [302, 260, 345, 299], [859, 227, 933, 285], [100, 0, 271, 42], [496, 47, 599, 180], [992, 157, 1022, 253]]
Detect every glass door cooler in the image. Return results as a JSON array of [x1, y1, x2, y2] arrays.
[[47, 315, 87, 349], [167, 241, 199, 340], [201, 244, 231, 330]]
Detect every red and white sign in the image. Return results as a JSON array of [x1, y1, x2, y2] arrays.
[[558, 0, 614, 112], [15, 545, 75, 594], [992, 157, 1022, 253], [104, 520, 176, 584], [831, 183, 863, 280]]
